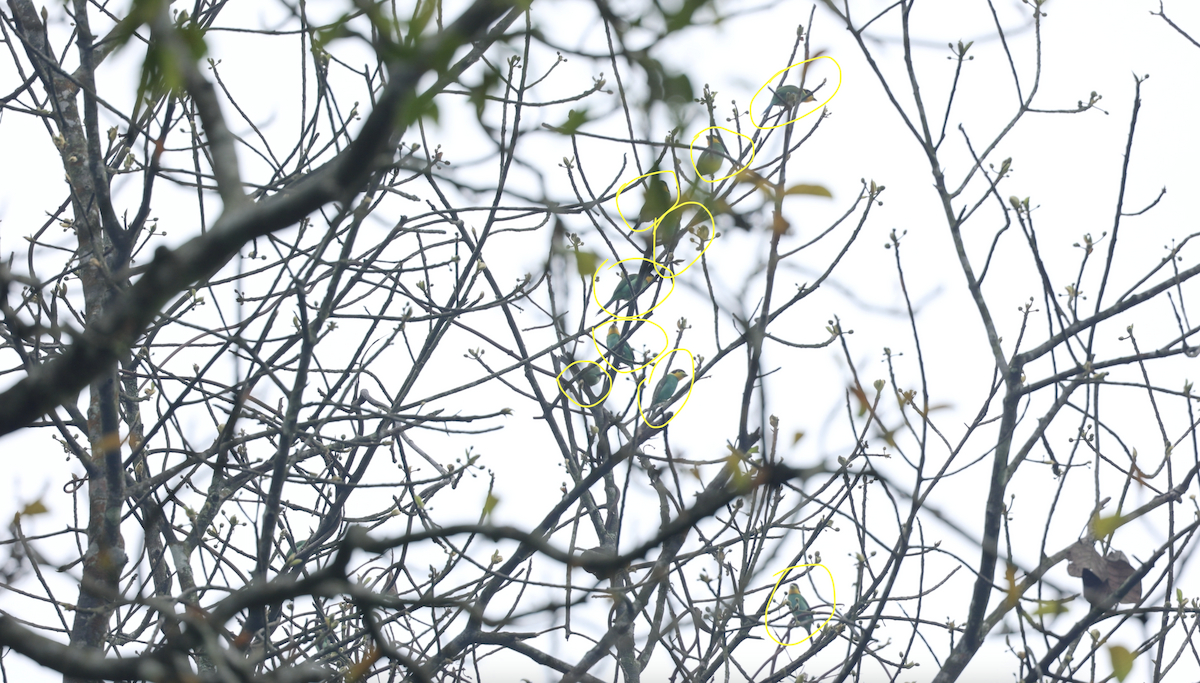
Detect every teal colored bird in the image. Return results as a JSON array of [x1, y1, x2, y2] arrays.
[[787, 585, 813, 634], [560, 356, 604, 387], [577, 363, 604, 387], [770, 85, 816, 112], [652, 369, 688, 405], [695, 135, 726, 179], [607, 323, 635, 368], [652, 209, 683, 253], [639, 177, 675, 226], [603, 273, 654, 308]]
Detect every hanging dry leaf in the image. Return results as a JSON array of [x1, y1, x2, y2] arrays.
[[1066, 540, 1105, 579], [1103, 550, 1142, 604], [1066, 541, 1142, 607]]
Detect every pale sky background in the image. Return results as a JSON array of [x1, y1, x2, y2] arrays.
[[2, 0, 1200, 681]]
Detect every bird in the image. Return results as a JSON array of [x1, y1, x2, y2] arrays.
[[578, 546, 616, 579], [560, 355, 605, 387], [695, 135, 727, 179], [652, 208, 684, 253], [652, 369, 688, 405], [603, 273, 654, 309], [769, 84, 816, 113], [1080, 568, 1108, 609], [577, 364, 605, 387], [606, 324, 635, 368], [787, 585, 814, 634], [639, 176, 675, 226]]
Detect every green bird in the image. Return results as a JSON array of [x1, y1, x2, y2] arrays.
[[639, 177, 675, 226], [695, 135, 726, 179], [577, 364, 605, 387], [560, 355, 604, 387], [652, 369, 688, 405], [603, 273, 654, 308], [638, 175, 680, 250], [770, 85, 816, 112], [787, 585, 813, 634], [654, 214, 684, 254], [607, 323, 635, 368]]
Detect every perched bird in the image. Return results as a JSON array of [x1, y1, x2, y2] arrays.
[[787, 585, 813, 634], [695, 135, 727, 179], [652, 369, 688, 405], [653, 208, 684, 253], [607, 323, 635, 368], [639, 176, 675, 226], [1080, 568, 1108, 609], [560, 355, 604, 387], [770, 84, 816, 113], [578, 364, 605, 387], [578, 546, 616, 579], [603, 273, 654, 309]]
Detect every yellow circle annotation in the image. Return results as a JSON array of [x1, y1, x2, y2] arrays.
[[649, 200, 717, 281], [555, 359, 612, 408], [614, 170, 682, 234], [594, 318, 669, 375], [635, 349, 695, 429], [591, 257, 675, 320], [764, 564, 835, 646], [748, 57, 843, 131], [688, 126, 755, 184]]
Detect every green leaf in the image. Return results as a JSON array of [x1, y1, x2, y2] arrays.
[[1109, 645, 1134, 681], [1093, 512, 1126, 538], [1003, 562, 1019, 608], [575, 250, 598, 276], [313, 14, 353, 51], [407, 0, 437, 44], [664, 0, 709, 33], [1030, 599, 1068, 617], [482, 493, 500, 521], [12, 499, 50, 525], [111, 0, 160, 49], [734, 169, 777, 201], [783, 183, 833, 198], [126, 10, 209, 124], [637, 56, 666, 103], [399, 93, 440, 126], [468, 70, 501, 120], [556, 108, 591, 135], [662, 73, 694, 108], [22, 500, 49, 516]]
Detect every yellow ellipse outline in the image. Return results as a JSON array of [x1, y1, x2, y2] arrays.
[[555, 359, 613, 408], [688, 127, 755, 184], [635, 349, 696, 429], [594, 318, 669, 375], [614, 170, 682, 233], [763, 564, 836, 646], [650, 200, 717, 281], [592, 257, 674, 320], [748, 57, 843, 131]]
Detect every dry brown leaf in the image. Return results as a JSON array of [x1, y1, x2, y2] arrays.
[[1104, 550, 1142, 604], [1067, 541, 1142, 606], [1066, 540, 1105, 579]]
